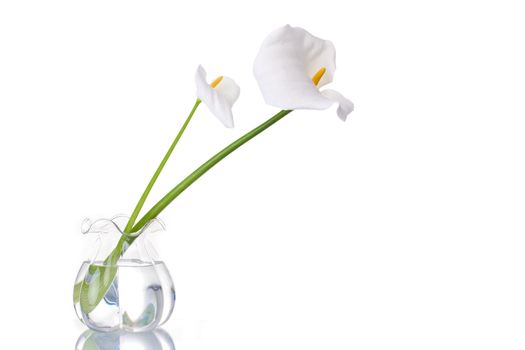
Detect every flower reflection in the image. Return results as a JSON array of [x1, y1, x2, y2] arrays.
[[76, 328, 175, 350]]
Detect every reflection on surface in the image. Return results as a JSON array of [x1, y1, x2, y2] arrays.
[[76, 328, 175, 350]]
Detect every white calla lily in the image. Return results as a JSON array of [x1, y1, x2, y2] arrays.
[[195, 65, 240, 128], [253, 25, 354, 121]]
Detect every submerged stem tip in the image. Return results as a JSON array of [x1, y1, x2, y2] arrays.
[[210, 76, 224, 88], [311, 67, 326, 86]]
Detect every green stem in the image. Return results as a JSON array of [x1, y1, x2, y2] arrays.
[[75, 109, 292, 313], [124, 99, 202, 232], [130, 109, 292, 233]]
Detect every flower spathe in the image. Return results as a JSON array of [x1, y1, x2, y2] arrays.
[[253, 25, 354, 121], [195, 65, 240, 128]]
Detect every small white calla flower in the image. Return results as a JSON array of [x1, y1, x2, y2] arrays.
[[253, 25, 354, 121], [195, 65, 240, 128]]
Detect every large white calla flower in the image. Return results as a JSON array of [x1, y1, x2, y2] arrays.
[[253, 25, 354, 121], [195, 65, 240, 128]]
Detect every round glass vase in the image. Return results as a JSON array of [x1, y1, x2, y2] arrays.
[[73, 215, 176, 333]]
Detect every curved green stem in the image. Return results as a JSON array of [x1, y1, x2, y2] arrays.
[[124, 99, 202, 232], [75, 108, 292, 314], [130, 109, 292, 233]]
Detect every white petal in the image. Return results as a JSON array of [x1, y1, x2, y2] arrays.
[[321, 89, 354, 121], [214, 77, 240, 108], [254, 25, 337, 110], [195, 65, 239, 128]]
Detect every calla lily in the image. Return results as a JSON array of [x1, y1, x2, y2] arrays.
[[195, 65, 240, 128], [253, 25, 354, 121]]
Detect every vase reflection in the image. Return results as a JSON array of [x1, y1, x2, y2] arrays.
[[76, 328, 175, 350]]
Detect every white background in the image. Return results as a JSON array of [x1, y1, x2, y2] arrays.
[[1, 0, 524, 349]]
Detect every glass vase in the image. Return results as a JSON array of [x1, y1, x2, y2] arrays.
[[73, 215, 176, 332]]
